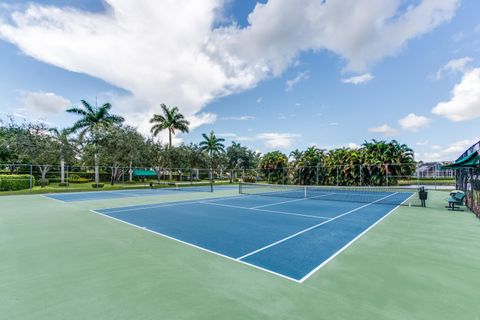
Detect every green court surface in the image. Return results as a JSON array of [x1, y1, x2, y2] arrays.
[[1, 190, 479, 319]]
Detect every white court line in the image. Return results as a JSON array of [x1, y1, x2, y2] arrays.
[[89, 209, 301, 283], [202, 201, 331, 220], [98, 194, 259, 214], [250, 192, 336, 209], [41, 194, 68, 204], [236, 192, 398, 260], [298, 192, 414, 283]]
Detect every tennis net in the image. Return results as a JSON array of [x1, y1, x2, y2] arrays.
[[151, 181, 214, 192], [239, 182, 421, 206]]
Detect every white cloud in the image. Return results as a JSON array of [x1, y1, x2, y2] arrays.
[[217, 132, 237, 138], [220, 115, 255, 121], [256, 97, 262, 104], [443, 138, 475, 154], [347, 142, 359, 149], [285, 71, 309, 91], [434, 56, 473, 80], [432, 68, 480, 121], [419, 152, 443, 162], [416, 137, 478, 161], [398, 113, 430, 131], [19, 91, 71, 117], [257, 133, 300, 149], [189, 113, 217, 130], [329, 122, 339, 126], [368, 124, 398, 137], [341, 73, 374, 84], [416, 140, 429, 146], [0, 0, 459, 131]]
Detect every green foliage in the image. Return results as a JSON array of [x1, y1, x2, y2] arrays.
[[35, 178, 49, 186], [92, 183, 104, 188], [242, 176, 257, 183], [259, 151, 288, 184], [0, 174, 34, 191], [200, 131, 226, 172], [150, 104, 190, 148], [226, 142, 260, 170]]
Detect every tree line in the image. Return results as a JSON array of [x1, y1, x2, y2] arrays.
[[0, 100, 415, 187]]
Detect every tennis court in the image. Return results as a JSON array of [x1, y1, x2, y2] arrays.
[[92, 183, 415, 282], [46, 182, 234, 202]]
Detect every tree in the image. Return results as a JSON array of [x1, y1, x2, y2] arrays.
[[259, 151, 288, 184], [94, 125, 148, 184], [199, 131, 225, 179], [291, 147, 325, 185], [66, 100, 124, 184], [49, 128, 75, 184], [225, 142, 260, 181], [8, 122, 62, 187], [150, 104, 190, 148], [289, 149, 303, 163]]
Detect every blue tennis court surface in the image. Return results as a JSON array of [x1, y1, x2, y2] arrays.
[[46, 185, 237, 202], [92, 190, 413, 282]]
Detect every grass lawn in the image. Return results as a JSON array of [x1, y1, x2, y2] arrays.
[[1, 190, 479, 319], [0, 180, 233, 196]]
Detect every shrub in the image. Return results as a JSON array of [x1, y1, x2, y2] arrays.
[[58, 182, 69, 187], [0, 174, 35, 191], [92, 183, 104, 188], [35, 178, 50, 187], [242, 176, 257, 183], [70, 177, 91, 184]]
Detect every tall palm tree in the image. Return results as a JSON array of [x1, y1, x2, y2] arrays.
[[67, 100, 124, 184], [199, 131, 225, 180], [150, 104, 190, 148]]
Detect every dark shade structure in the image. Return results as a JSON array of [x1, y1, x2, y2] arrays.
[[442, 141, 480, 218]]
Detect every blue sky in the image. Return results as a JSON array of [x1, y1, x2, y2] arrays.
[[0, 0, 479, 161]]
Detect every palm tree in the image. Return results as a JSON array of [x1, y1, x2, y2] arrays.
[[67, 100, 124, 184], [150, 104, 190, 148], [199, 131, 225, 180]]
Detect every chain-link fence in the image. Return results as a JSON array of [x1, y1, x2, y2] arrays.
[[456, 168, 480, 219], [0, 162, 453, 193]]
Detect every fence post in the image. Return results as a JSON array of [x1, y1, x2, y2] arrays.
[[385, 164, 389, 186], [336, 166, 339, 186], [29, 165, 33, 190], [66, 165, 69, 192], [359, 165, 362, 186], [316, 164, 319, 186]]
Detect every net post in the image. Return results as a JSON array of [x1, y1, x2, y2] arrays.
[[210, 181, 213, 193], [304, 186, 307, 199], [239, 182, 242, 194]]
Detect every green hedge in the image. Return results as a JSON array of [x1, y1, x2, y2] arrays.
[[242, 176, 257, 183], [0, 174, 34, 191], [34, 178, 50, 186]]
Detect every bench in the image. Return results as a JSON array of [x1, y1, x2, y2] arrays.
[[446, 191, 465, 211]]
